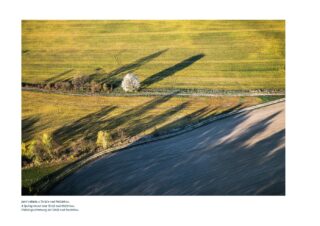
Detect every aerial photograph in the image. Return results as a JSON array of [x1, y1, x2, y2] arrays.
[[21, 20, 285, 195]]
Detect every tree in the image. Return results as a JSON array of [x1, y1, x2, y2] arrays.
[[32, 133, 54, 164], [41, 133, 52, 151], [102, 83, 109, 92], [54, 82, 63, 90], [44, 83, 53, 90], [21, 141, 35, 160], [61, 81, 72, 91], [72, 75, 89, 91], [121, 73, 140, 92], [90, 81, 101, 93], [96, 131, 112, 149]]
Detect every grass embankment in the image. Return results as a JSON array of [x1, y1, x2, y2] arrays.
[[22, 90, 283, 191], [22, 161, 71, 189], [22, 20, 285, 91]]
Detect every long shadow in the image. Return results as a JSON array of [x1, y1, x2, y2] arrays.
[[141, 54, 205, 88], [97, 49, 168, 86], [102, 92, 178, 133], [52, 92, 179, 145], [125, 101, 190, 137], [24, 93, 190, 194], [156, 103, 242, 135], [22, 116, 41, 142], [42, 50, 168, 89], [45, 69, 74, 83], [53, 106, 117, 145], [47, 103, 285, 195]]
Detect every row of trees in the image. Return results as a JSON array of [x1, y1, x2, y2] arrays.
[[23, 76, 115, 93], [21, 130, 121, 167], [22, 73, 141, 93], [22, 133, 56, 166]]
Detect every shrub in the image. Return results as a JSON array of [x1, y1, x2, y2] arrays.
[[102, 83, 109, 92], [61, 81, 72, 91], [84, 82, 91, 91], [90, 81, 102, 93], [22, 134, 57, 166], [21, 141, 36, 160], [72, 75, 90, 91], [96, 131, 112, 149], [41, 133, 52, 150], [44, 83, 53, 90], [121, 73, 140, 92], [54, 82, 63, 90], [70, 138, 96, 158], [33, 133, 54, 163], [115, 128, 126, 143], [37, 83, 45, 89]]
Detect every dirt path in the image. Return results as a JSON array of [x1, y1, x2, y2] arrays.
[[22, 87, 285, 97], [48, 102, 285, 195]]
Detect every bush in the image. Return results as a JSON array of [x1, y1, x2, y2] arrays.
[[96, 131, 112, 149], [22, 134, 59, 167], [72, 75, 90, 91], [38, 83, 45, 89], [102, 83, 110, 92], [54, 82, 63, 90], [84, 82, 91, 91], [61, 81, 72, 91], [33, 133, 55, 163], [41, 133, 52, 150], [21, 141, 36, 162], [90, 81, 102, 93], [70, 138, 96, 158], [121, 73, 140, 92], [115, 128, 126, 143], [44, 83, 53, 90]]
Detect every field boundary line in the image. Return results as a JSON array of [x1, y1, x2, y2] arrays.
[[22, 87, 285, 97], [32, 98, 285, 195]]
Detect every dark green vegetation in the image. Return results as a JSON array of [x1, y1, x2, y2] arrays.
[[22, 162, 70, 190]]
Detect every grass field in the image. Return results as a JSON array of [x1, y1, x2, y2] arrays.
[[22, 20, 285, 90], [22, 161, 71, 189], [22, 91, 274, 145]]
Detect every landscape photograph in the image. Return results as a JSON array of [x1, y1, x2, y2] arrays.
[[21, 20, 285, 195]]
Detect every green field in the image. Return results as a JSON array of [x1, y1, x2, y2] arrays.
[[22, 161, 71, 188], [22, 20, 285, 90]]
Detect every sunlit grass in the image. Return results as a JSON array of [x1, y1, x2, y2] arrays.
[[22, 20, 285, 90], [21, 20, 285, 192], [22, 91, 270, 144]]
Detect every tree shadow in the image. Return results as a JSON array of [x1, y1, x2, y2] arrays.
[[125, 101, 190, 137], [155, 103, 243, 135], [102, 92, 178, 133], [141, 54, 205, 89], [53, 106, 117, 144], [52, 92, 180, 145], [97, 49, 168, 87], [22, 116, 40, 142], [45, 69, 74, 83]]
